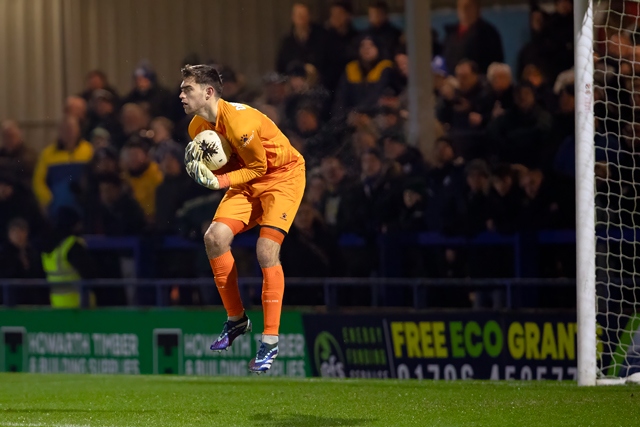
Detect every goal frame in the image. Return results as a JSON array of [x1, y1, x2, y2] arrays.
[[575, 0, 596, 386]]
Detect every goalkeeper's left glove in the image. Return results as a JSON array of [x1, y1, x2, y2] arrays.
[[184, 140, 203, 165], [186, 160, 230, 190]]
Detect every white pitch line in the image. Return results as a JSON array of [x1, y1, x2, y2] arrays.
[[1, 423, 94, 427]]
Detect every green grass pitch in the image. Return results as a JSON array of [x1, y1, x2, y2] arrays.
[[1, 374, 640, 426]]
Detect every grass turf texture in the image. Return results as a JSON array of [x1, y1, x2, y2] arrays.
[[1, 374, 639, 426]]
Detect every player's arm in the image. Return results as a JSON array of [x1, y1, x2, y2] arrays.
[[223, 117, 267, 186]]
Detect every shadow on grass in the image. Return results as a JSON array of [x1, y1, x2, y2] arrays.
[[249, 412, 373, 427], [0, 408, 219, 415]]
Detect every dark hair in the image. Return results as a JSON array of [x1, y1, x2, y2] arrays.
[[98, 173, 122, 187], [330, 0, 352, 14], [370, 1, 390, 13], [457, 59, 480, 75], [181, 64, 224, 97]]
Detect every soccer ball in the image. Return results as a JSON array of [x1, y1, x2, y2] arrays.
[[192, 130, 232, 171]]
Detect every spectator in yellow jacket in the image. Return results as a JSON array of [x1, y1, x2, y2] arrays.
[[32, 115, 93, 218], [121, 138, 163, 223]]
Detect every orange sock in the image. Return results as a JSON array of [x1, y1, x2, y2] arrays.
[[209, 251, 244, 317], [262, 265, 285, 335]]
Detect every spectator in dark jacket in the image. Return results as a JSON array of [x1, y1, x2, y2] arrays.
[[155, 143, 196, 234], [487, 164, 522, 234], [86, 174, 147, 236], [86, 89, 125, 147], [483, 62, 515, 123], [382, 132, 425, 177], [442, 0, 504, 73], [324, 1, 359, 92], [80, 70, 120, 106], [333, 35, 395, 118], [0, 120, 37, 187], [0, 218, 45, 280], [365, 1, 401, 60], [122, 63, 173, 118], [487, 82, 552, 167], [0, 175, 45, 246], [276, 3, 328, 81]]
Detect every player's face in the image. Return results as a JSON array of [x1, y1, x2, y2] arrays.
[[180, 78, 208, 115]]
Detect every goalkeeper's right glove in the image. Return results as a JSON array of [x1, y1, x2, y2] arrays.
[[184, 139, 203, 165], [186, 160, 229, 190]]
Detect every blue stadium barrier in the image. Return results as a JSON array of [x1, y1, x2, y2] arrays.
[[0, 277, 576, 310], [80, 230, 578, 278]]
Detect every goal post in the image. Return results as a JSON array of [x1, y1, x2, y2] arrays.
[[575, 0, 596, 386]]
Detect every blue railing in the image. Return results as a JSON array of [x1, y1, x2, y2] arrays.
[[83, 230, 578, 278], [0, 277, 576, 310]]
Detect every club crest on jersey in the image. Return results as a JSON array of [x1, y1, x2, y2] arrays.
[[280, 213, 288, 221], [240, 131, 255, 148]]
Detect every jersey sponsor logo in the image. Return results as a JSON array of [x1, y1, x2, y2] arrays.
[[239, 131, 255, 148], [229, 102, 246, 110]]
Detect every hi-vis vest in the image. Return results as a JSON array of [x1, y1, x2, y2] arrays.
[[41, 235, 82, 308]]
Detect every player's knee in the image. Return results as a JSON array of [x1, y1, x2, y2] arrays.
[[256, 238, 280, 268], [204, 223, 233, 255]]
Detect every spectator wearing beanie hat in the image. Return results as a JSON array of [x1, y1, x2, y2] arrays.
[[122, 61, 173, 118], [333, 35, 395, 118]]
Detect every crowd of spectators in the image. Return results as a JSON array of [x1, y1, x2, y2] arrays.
[[0, 0, 614, 308]]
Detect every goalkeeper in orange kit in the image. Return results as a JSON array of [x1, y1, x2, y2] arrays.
[[180, 64, 305, 373]]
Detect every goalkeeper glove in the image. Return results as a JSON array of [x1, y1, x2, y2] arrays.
[[184, 139, 203, 165], [186, 160, 230, 190]]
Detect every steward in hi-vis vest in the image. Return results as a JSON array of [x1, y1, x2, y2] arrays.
[[40, 207, 97, 308]]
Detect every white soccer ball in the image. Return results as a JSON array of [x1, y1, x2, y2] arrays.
[[192, 130, 232, 171]]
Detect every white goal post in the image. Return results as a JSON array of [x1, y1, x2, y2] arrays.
[[577, 0, 640, 386], [575, 0, 596, 387]]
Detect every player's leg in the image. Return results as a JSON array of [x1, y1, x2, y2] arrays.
[[248, 164, 305, 372], [206, 189, 261, 351], [248, 227, 286, 373]]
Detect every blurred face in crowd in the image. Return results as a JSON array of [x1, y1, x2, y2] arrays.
[[265, 81, 287, 105], [306, 175, 326, 204], [296, 109, 319, 134], [558, 89, 575, 114], [375, 111, 399, 132], [0, 182, 14, 201], [455, 63, 478, 93], [353, 131, 377, 158], [329, 5, 350, 31], [383, 137, 406, 160], [58, 116, 81, 150], [622, 123, 640, 150], [467, 170, 489, 193], [94, 97, 115, 118], [531, 10, 545, 33], [395, 53, 409, 78], [86, 71, 106, 91], [522, 64, 544, 87], [403, 189, 422, 209], [556, 0, 572, 16], [121, 146, 148, 172], [293, 202, 316, 232], [160, 154, 182, 177], [292, 3, 311, 29], [515, 86, 536, 112], [457, 0, 480, 27], [8, 223, 29, 249], [492, 174, 513, 197], [150, 118, 172, 144], [65, 96, 87, 121], [489, 66, 512, 93], [608, 33, 633, 60], [360, 38, 379, 63], [121, 103, 149, 134], [361, 152, 382, 178], [93, 155, 118, 175], [521, 169, 544, 199], [1, 120, 23, 152], [135, 74, 153, 92], [435, 139, 455, 165], [287, 75, 308, 94], [320, 157, 345, 187], [368, 6, 387, 28], [99, 182, 121, 207]]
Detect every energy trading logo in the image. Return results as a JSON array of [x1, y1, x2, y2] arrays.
[[314, 331, 345, 378]]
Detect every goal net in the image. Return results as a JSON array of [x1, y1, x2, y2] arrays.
[[580, 0, 640, 385]]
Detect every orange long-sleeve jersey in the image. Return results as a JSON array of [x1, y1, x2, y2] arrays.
[[188, 99, 304, 187]]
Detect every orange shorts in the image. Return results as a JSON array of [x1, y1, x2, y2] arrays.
[[213, 160, 306, 234]]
